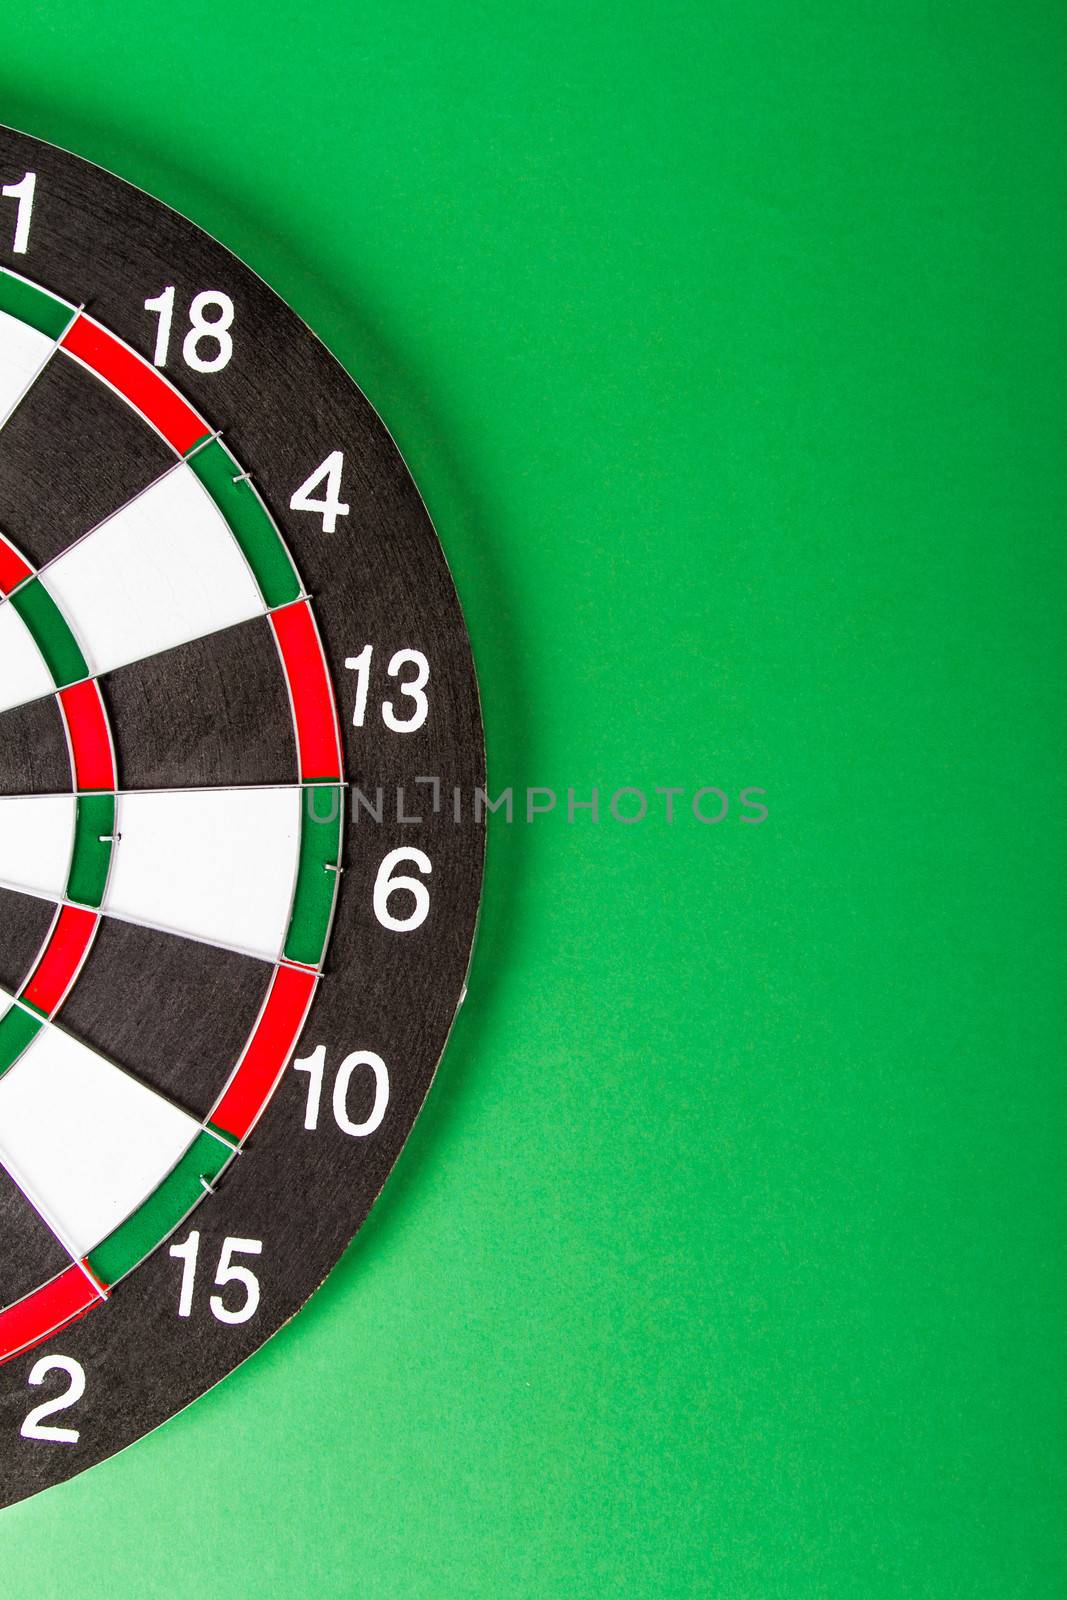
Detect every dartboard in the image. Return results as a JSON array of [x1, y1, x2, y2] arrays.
[[0, 127, 484, 1506]]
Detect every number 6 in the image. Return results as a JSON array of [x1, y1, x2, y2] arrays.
[[373, 847, 431, 932]]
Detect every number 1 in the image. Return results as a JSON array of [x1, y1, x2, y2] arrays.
[[169, 1229, 200, 1318], [345, 644, 373, 728], [144, 285, 176, 367], [2, 172, 35, 254]]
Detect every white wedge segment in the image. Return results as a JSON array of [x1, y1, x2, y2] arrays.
[[0, 1019, 200, 1258], [40, 464, 264, 677], [104, 786, 302, 960], [0, 310, 53, 425], [0, 601, 53, 714], [0, 793, 75, 899]]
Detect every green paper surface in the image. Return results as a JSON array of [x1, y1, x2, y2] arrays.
[[0, 1, 1064, 1594]]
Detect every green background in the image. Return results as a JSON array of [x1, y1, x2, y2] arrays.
[[1, 3, 1064, 1594]]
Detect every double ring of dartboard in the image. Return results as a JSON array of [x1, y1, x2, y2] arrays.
[[0, 128, 484, 1506]]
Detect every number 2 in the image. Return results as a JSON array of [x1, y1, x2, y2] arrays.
[[20, 1356, 85, 1445]]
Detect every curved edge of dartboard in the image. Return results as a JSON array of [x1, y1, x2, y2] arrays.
[[0, 127, 485, 1505]]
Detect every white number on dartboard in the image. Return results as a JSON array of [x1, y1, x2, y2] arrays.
[[345, 645, 430, 732], [169, 1232, 263, 1324], [1, 172, 35, 253], [20, 1356, 85, 1445], [289, 451, 350, 533], [144, 286, 235, 372], [373, 847, 432, 931], [293, 1046, 390, 1136]]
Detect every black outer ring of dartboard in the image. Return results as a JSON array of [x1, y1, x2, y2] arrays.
[[0, 126, 485, 1506]]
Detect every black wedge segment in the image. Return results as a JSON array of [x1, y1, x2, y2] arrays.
[[0, 353, 173, 569], [0, 889, 57, 992], [58, 918, 275, 1121], [0, 697, 71, 795], [102, 617, 297, 790], [0, 1167, 72, 1309]]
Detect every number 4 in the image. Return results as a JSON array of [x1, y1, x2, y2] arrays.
[[290, 451, 350, 533]]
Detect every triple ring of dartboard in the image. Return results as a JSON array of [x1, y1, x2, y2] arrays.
[[0, 127, 484, 1505]]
